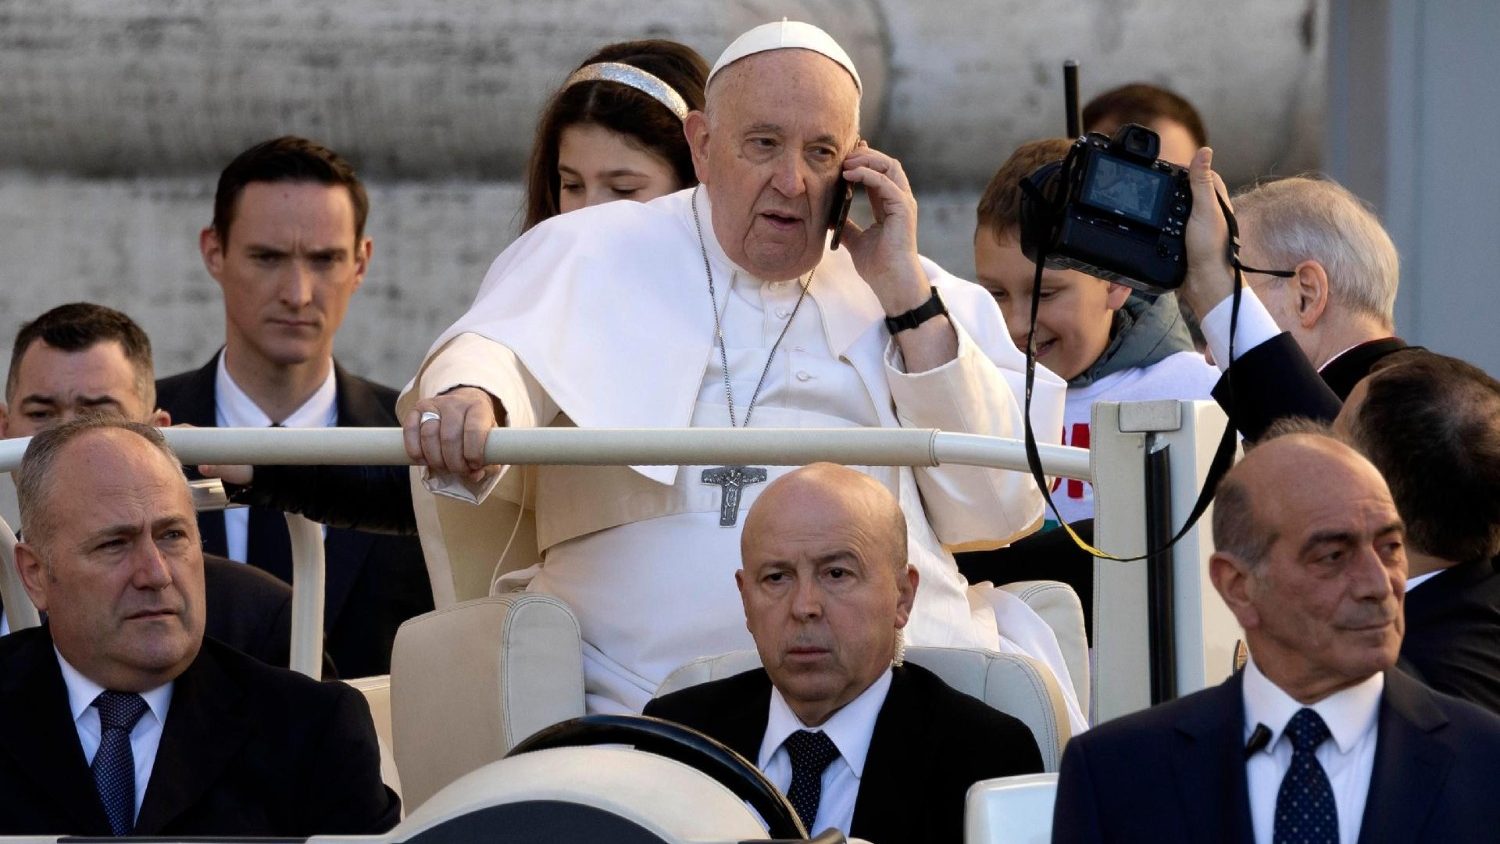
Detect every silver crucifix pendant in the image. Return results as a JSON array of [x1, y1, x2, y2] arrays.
[[701, 465, 768, 526]]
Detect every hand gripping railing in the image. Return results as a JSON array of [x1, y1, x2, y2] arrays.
[[0, 427, 1090, 679]]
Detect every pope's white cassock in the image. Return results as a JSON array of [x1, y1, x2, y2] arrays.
[[402, 186, 1081, 725]]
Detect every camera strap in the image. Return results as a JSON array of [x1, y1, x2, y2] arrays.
[[1020, 188, 1288, 562]]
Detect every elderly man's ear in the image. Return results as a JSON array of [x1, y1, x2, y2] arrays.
[[1290, 259, 1331, 330], [894, 565, 919, 628], [1209, 552, 1261, 631], [684, 111, 711, 185], [15, 543, 52, 614]]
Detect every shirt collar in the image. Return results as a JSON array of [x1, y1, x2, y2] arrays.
[[1242, 655, 1383, 755], [760, 667, 893, 779], [1406, 570, 1442, 591], [55, 647, 174, 727], [215, 348, 338, 428]]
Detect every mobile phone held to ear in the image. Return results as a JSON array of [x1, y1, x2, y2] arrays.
[[828, 174, 854, 250]]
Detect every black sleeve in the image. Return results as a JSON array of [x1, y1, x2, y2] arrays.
[[303, 683, 402, 834], [1051, 736, 1106, 844], [1211, 332, 1342, 442], [228, 464, 419, 536]]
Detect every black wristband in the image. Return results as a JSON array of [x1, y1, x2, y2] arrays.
[[884, 288, 948, 334]]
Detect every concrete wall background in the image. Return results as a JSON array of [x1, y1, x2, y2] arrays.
[[1, 0, 1326, 394]]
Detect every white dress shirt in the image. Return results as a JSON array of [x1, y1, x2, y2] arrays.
[[56, 649, 173, 823], [1242, 657, 1383, 844], [213, 349, 337, 564], [1200, 291, 1282, 373], [757, 669, 893, 837]]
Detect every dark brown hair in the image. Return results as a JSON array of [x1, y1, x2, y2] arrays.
[[7, 303, 155, 407], [521, 39, 708, 231], [212, 136, 369, 245], [1083, 83, 1208, 147], [1348, 351, 1500, 562]]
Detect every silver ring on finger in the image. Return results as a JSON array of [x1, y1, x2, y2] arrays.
[[419, 410, 441, 426]]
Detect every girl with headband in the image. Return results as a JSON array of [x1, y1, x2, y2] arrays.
[[522, 39, 708, 231]]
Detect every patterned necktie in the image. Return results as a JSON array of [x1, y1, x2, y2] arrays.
[[783, 729, 841, 833], [246, 423, 292, 582], [1274, 707, 1338, 844], [92, 691, 149, 836]]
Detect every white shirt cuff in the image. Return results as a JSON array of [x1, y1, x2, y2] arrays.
[[1200, 291, 1281, 372]]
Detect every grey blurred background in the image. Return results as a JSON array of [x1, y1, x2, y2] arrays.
[[0, 0, 1494, 394]]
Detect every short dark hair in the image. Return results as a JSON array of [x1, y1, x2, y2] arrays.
[[212, 136, 369, 245], [522, 39, 708, 232], [1348, 352, 1500, 562], [1083, 83, 1208, 148], [17, 417, 179, 554], [975, 137, 1075, 241], [7, 303, 155, 407]]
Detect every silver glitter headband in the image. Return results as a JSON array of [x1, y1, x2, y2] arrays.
[[562, 61, 690, 122]]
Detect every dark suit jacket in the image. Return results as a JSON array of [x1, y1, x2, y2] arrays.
[[1052, 668, 1500, 843], [1400, 556, 1500, 715], [644, 663, 1043, 844], [156, 354, 433, 677], [0, 625, 399, 836], [1210, 333, 1410, 441]]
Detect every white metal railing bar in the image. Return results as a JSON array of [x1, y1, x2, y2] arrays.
[[0, 427, 1092, 478]]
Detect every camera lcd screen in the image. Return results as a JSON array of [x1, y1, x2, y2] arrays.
[[1082, 156, 1168, 225]]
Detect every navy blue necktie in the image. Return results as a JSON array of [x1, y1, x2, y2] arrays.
[[92, 691, 148, 836], [246, 424, 293, 582], [783, 729, 840, 833], [1274, 707, 1338, 844]]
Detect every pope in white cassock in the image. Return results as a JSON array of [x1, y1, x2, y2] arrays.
[[401, 21, 1080, 725]]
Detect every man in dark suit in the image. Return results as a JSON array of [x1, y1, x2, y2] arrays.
[[1053, 428, 1500, 843], [155, 136, 431, 678], [645, 463, 1042, 843], [1336, 352, 1500, 714], [1175, 164, 1408, 440], [1, 303, 325, 672], [0, 417, 398, 835]]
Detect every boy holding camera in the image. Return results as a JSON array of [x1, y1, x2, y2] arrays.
[[974, 138, 1217, 524]]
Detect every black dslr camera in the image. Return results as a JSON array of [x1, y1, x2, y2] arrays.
[[1019, 124, 1191, 293]]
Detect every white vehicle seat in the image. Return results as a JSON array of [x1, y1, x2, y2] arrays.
[[344, 674, 402, 806], [965, 772, 1058, 844], [998, 580, 1089, 716], [389, 595, 584, 811]]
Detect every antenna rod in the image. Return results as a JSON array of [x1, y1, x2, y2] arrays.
[[1064, 60, 1080, 138]]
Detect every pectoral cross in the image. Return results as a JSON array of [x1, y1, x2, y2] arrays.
[[701, 465, 768, 526]]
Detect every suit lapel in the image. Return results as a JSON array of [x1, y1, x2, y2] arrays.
[[1170, 674, 1255, 844], [0, 629, 112, 833], [850, 666, 923, 842], [134, 644, 254, 834], [710, 671, 774, 762], [1356, 670, 1451, 843]]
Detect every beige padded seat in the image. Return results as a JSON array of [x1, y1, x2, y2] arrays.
[[966, 772, 1058, 844], [999, 580, 1089, 716], [344, 674, 402, 805], [389, 595, 584, 811], [655, 646, 1073, 772]]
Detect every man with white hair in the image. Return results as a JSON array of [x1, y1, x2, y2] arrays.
[[400, 21, 1075, 719], [1177, 174, 1408, 439]]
